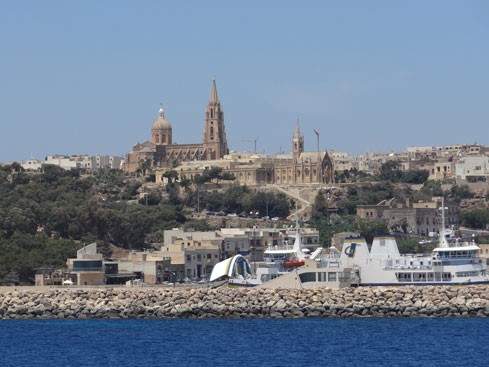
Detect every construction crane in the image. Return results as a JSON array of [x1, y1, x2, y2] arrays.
[[240, 136, 259, 153]]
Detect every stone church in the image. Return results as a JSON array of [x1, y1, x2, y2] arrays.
[[124, 78, 228, 172], [124, 77, 334, 186]]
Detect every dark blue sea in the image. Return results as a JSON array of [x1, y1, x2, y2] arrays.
[[1, 318, 488, 367]]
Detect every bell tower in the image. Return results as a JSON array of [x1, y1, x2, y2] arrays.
[[203, 77, 228, 160], [292, 119, 304, 162]]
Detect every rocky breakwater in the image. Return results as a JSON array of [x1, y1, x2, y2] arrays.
[[1, 285, 489, 319]]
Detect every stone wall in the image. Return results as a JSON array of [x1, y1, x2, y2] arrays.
[[1, 286, 489, 319]]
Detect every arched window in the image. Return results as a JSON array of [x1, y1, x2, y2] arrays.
[[210, 127, 214, 140]]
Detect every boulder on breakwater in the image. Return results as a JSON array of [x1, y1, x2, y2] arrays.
[[1, 285, 489, 319]]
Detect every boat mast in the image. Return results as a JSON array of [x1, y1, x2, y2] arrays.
[[438, 197, 449, 248], [292, 200, 305, 260]]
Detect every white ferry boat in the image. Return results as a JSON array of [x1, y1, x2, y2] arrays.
[[341, 234, 489, 286], [210, 200, 489, 288]]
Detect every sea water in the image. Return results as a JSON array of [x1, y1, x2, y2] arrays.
[[1, 318, 488, 367]]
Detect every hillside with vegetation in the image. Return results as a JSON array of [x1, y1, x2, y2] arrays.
[[0, 164, 290, 285], [1, 160, 488, 285]]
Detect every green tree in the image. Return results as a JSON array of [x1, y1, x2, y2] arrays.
[[402, 170, 429, 184], [223, 185, 249, 214], [312, 190, 328, 220], [461, 209, 489, 229], [379, 160, 403, 182], [447, 185, 473, 203], [178, 177, 192, 192]]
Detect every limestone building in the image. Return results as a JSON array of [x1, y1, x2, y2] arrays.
[[357, 198, 459, 237], [125, 78, 333, 186], [124, 78, 229, 172], [156, 121, 334, 186]]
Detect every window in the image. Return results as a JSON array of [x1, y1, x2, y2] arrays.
[[299, 272, 316, 283], [328, 272, 337, 282], [72, 260, 102, 272]]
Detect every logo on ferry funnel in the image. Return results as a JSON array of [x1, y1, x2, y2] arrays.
[[344, 243, 357, 258]]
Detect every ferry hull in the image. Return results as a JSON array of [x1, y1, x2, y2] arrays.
[[360, 280, 489, 287], [228, 282, 258, 288]]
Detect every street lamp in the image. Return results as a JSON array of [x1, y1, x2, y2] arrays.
[[251, 225, 257, 273], [197, 185, 200, 214], [314, 128, 320, 183]]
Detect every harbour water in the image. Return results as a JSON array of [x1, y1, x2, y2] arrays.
[[1, 318, 488, 367]]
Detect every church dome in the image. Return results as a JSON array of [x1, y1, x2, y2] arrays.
[[152, 105, 172, 130]]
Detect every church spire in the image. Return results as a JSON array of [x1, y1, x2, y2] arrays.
[[210, 76, 219, 104], [294, 118, 301, 137], [292, 118, 304, 162]]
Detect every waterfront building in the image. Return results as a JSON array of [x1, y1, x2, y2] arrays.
[[34, 268, 64, 286], [116, 252, 172, 284], [66, 243, 105, 286]]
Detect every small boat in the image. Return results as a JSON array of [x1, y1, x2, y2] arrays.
[[283, 260, 305, 268]]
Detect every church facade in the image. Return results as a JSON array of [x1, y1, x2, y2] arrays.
[[124, 78, 333, 186], [164, 121, 334, 186]]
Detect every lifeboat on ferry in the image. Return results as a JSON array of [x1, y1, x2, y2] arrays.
[[283, 259, 305, 268]]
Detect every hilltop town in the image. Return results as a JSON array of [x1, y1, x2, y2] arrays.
[[1, 78, 489, 287]]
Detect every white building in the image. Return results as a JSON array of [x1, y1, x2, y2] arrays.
[[22, 155, 124, 171], [456, 156, 489, 180]]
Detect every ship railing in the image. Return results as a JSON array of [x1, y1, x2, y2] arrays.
[[433, 258, 482, 266], [383, 265, 433, 271], [265, 244, 295, 251]]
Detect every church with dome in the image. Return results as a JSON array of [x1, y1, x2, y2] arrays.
[[123, 78, 229, 172], [123, 77, 334, 186]]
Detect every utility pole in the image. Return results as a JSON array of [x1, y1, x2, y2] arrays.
[[197, 184, 200, 214]]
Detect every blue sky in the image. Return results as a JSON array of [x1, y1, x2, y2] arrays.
[[1, 0, 488, 163]]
